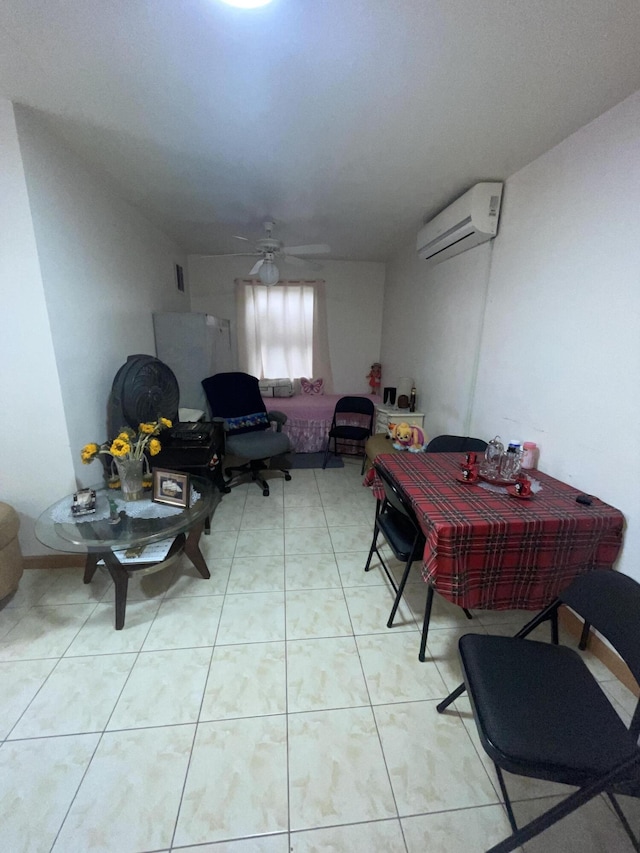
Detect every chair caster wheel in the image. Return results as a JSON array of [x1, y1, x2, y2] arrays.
[[262, 488, 269, 497], [284, 473, 292, 481]]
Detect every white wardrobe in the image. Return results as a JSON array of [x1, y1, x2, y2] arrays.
[[153, 313, 233, 413]]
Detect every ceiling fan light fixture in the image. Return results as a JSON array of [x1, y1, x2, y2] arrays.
[[218, 0, 273, 8], [259, 260, 279, 286]]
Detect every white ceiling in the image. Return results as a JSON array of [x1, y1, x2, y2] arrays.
[[2, 0, 640, 261]]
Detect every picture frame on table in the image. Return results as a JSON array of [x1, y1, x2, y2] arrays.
[[152, 468, 190, 508]]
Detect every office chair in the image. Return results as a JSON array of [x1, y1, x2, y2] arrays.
[[201, 372, 291, 497], [323, 396, 375, 474], [436, 569, 640, 853]]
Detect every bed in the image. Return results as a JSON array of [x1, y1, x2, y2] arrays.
[[261, 393, 381, 453]]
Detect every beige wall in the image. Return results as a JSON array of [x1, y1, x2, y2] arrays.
[[187, 256, 386, 395]]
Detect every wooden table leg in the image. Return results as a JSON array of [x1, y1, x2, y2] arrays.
[[101, 552, 129, 630], [184, 521, 210, 579], [84, 552, 99, 584]]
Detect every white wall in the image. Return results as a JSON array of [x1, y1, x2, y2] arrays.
[[382, 240, 492, 432], [4, 104, 189, 554], [382, 89, 640, 582], [0, 101, 73, 555], [188, 256, 386, 395]]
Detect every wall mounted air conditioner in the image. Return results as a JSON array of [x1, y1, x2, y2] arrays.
[[416, 182, 503, 265]]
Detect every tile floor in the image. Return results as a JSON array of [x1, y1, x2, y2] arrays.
[[1, 458, 638, 852]]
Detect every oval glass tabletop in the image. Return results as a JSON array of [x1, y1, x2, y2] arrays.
[[36, 475, 214, 553]]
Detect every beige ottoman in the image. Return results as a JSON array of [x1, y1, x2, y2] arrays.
[[0, 502, 23, 601], [364, 433, 401, 472]]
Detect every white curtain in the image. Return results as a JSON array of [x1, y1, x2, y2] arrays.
[[235, 279, 333, 393]]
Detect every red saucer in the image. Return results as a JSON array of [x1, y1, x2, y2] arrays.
[[507, 485, 533, 500], [456, 473, 479, 485]]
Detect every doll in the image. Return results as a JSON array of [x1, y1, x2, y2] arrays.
[[366, 362, 382, 394]]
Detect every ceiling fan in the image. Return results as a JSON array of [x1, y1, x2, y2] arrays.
[[210, 220, 331, 285]]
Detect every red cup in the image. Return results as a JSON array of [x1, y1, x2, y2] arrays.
[[461, 465, 479, 483]]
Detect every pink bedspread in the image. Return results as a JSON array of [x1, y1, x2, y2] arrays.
[[262, 393, 381, 453]]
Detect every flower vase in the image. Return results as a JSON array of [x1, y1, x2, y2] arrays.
[[115, 458, 144, 501]]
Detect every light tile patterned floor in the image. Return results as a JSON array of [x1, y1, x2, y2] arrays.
[[0, 459, 638, 852]]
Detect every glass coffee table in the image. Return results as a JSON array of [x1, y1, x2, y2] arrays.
[[36, 475, 218, 629]]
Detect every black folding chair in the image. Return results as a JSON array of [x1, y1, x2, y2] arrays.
[[425, 434, 488, 453], [323, 396, 374, 474], [364, 462, 426, 621], [437, 569, 640, 853], [364, 463, 473, 660]]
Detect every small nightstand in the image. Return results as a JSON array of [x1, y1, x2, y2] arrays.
[[374, 405, 425, 435]]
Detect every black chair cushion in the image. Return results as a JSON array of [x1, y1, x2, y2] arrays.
[[328, 424, 371, 442], [377, 505, 424, 562], [460, 634, 638, 784]]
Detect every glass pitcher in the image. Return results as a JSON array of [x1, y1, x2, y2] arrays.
[[481, 436, 504, 479], [499, 441, 523, 482]]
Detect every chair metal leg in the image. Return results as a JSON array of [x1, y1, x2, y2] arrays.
[[322, 438, 332, 469], [463, 608, 473, 620], [607, 793, 640, 852], [579, 619, 591, 650], [513, 600, 561, 640], [436, 682, 467, 713], [485, 753, 640, 853], [495, 765, 518, 833], [387, 559, 414, 627], [418, 585, 435, 661], [364, 527, 380, 572], [551, 608, 559, 644]]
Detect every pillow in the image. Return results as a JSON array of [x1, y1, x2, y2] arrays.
[[225, 412, 270, 434], [300, 377, 324, 395]]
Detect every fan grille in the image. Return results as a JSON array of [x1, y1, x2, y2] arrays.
[[108, 355, 179, 436]]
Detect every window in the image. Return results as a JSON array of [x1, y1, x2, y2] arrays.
[[235, 279, 333, 390]]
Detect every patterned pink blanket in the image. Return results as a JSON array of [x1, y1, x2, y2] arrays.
[[261, 393, 381, 452]]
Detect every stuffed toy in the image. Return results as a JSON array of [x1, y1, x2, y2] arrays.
[[366, 362, 382, 394], [389, 422, 426, 452]]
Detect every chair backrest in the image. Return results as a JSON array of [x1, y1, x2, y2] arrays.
[[201, 372, 270, 435], [560, 570, 640, 686], [426, 434, 488, 453], [375, 462, 422, 530], [331, 396, 375, 427]]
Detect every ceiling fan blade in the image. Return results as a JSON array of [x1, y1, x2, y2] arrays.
[[233, 234, 250, 242], [281, 254, 307, 267], [199, 252, 260, 259], [282, 243, 331, 255], [282, 255, 324, 271], [249, 258, 265, 275]]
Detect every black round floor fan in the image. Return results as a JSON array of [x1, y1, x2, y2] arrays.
[[107, 355, 179, 436]]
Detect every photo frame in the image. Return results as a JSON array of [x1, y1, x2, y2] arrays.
[[175, 263, 185, 293], [152, 468, 190, 508]]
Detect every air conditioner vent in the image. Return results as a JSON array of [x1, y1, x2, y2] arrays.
[[417, 182, 503, 266]]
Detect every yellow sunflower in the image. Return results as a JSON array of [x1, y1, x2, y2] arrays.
[[139, 422, 156, 434], [148, 438, 161, 456], [110, 437, 131, 457], [81, 443, 100, 464]]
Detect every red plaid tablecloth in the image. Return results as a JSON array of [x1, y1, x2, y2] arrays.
[[368, 453, 625, 611]]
